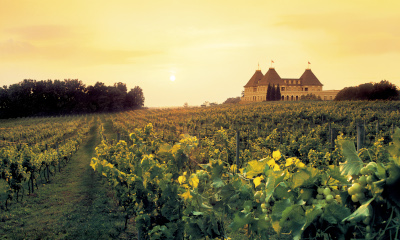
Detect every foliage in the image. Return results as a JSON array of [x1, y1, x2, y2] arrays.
[[223, 97, 241, 104], [300, 93, 322, 101], [335, 80, 399, 101], [0, 79, 144, 118], [91, 117, 400, 239]]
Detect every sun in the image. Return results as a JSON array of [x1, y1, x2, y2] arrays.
[[170, 75, 176, 81]]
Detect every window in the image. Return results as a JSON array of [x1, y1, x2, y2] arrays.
[[281, 87, 285, 91], [305, 88, 308, 91], [253, 87, 257, 92]]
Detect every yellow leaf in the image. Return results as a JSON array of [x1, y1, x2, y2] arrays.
[[189, 174, 199, 188], [272, 150, 281, 160], [273, 164, 281, 171], [178, 175, 186, 184], [230, 164, 237, 173], [285, 158, 295, 167], [180, 190, 192, 200], [297, 162, 306, 169], [246, 160, 269, 178], [267, 159, 276, 167], [272, 221, 281, 234], [253, 176, 264, 187]]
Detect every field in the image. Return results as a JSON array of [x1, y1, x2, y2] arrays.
[[1, 101, 400, 239]]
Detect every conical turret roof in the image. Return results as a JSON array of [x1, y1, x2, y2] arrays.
[[258, 68, 283, 86], [244, 70, 263, 87], [300, 69, 323, 86]]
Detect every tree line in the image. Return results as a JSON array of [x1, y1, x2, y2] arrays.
[[334, 80, 399, 101], [266, 84, 281, 101], [0, 79, 144, 118]]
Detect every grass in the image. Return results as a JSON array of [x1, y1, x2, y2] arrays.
[[0, 122, 132, 239]]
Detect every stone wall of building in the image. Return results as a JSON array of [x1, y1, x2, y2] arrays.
[[241, 67, 339, 102]]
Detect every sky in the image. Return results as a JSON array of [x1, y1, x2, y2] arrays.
[[1, 0, 399, 107]]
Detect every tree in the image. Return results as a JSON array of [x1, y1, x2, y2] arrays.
[[114, 82, 127, 93], [267, 84, 272, 101], [275, 84, 282, 101], [270, 85, 276, 101], [300, 93, 322, 101], [0, 79, 145, 118], [371, 80, 399, 100], [335, 80, 399, 101], [126, 86, 145, 108], [223, 97, 241, 104]]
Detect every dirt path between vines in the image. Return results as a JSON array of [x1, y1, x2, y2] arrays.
[[0, 121, 128, 239]]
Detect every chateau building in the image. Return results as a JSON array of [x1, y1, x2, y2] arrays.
[[241, 67, 339, 102]]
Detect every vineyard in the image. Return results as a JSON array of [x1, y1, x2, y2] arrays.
[[2, 101, 400, 239], [0, 115, 92, 207]]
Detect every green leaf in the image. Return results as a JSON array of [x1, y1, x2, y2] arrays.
[[280, 205, 306, 240], [292, 170, 311, 189], [302, 206, 323, 233], [264, 173, 276, 203], [291, 221, 307, 240], [201, 202, 213, 209], [327, 165, 349, 184], [211, 177, 225, 188], [342, 198, 374, 223], [323, 204, 351, 224], [375, 162, 387, 180], [274, 183, 293, 200], [229, 212, 252, 231], [387, 128, 400, 165], [339, 140, 363, 175], [211, 160, 224, 179], [271, 199, 292, 221]]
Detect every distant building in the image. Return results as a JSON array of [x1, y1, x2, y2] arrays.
[[241, 67, 339, 102]]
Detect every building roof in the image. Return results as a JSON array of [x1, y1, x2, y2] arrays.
[[282, 78, 301, 85], [244, 70, 264, 87], [300, 69, 323, 86], [258, 68, 283, 86]]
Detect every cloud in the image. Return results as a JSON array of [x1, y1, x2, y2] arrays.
[[0, 24, 165, 65], [0, 39, 36, 57], [6, 25, 74, 41], [0, 38, 162, 65], [275, 13, 400, 56]]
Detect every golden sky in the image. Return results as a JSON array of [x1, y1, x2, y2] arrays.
[[1, 0, 399, 107]]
